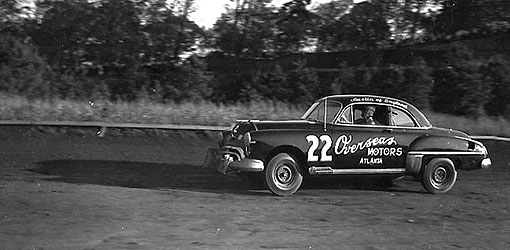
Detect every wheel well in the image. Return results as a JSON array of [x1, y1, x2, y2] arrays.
[[266, 145, 307, 172], [421, 156, 459, 173]]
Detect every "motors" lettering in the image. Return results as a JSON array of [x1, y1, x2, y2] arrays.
[[367, 147, 403, 157]]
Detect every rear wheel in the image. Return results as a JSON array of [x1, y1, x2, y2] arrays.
[[265, 153, 303, 196], [421, 158, 457, 194]]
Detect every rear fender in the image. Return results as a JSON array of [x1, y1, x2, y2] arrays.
[[409, 134, 470, 152], [406, 135, 473, 175]]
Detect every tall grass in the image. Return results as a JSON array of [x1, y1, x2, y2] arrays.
[[1, 94, 509, 137], [425, 112, 510, 137], [0, 94, 304, 126]]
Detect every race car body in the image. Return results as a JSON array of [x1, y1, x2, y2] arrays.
[[205, 95, 491, 196]]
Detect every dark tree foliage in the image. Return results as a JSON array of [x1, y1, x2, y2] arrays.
[[0, 33, 47, 97], [338, 59, 433, 110], [1, 0, 510, 121], [212, 0, 317, 56], [481, 55, 510, 118], [212, 0, 277, 56], [274, 0, 315, 53], [428, 0, 510, 39], [402, 58, 434, 110], [430, 44, 490, 116], [209, 63, 320, 104], [0, 0, 49, 97], [336, 2, 392, 49], [20, 0, 205, 101]]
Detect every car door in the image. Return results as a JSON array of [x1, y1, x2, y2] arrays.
[[327, 103, 412, 172], [383, 105, 430, 164]]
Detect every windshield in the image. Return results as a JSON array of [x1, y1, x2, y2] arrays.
[[301, 99, 343, 123]]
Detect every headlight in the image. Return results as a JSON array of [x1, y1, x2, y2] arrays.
[[243, 132, 252, 148]]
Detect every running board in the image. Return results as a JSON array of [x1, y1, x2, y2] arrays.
[[309, 166, 406, 175]]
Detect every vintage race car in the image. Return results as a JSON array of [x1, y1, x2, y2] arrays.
[[204, 95, 491, 196]]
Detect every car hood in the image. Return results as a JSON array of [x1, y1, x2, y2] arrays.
[[251, 120, 316, 130], [231, 120, 314, 136]]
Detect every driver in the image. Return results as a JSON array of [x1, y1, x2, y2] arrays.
[[355, 105, 380, 125]]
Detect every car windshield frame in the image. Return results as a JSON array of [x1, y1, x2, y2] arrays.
[[301, 99, 343, 124]]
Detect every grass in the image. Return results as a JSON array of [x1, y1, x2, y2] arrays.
[[1, 94, 509, 137]]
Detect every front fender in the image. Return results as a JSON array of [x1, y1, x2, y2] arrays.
[[249, 130, 311, 162]]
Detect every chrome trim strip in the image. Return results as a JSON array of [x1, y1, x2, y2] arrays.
[[309, 167, 406, 175], [332, 122, 431, 130], [223, 145, 245, 159], [408, 151, 485, 155]]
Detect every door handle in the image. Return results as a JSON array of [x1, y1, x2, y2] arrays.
[[382, 128, 393, 133]]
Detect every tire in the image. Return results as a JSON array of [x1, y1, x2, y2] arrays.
[[265, 153, 303, 196], [421, 158, 457, 194]]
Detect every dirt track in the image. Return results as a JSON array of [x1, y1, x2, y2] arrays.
[[0, 126, 509, 250]]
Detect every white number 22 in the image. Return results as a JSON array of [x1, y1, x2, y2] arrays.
[[306, 135, 333, 162]]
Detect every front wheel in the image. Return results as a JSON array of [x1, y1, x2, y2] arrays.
[[422, 158, 457, 194], [265, 153, 303, 196]]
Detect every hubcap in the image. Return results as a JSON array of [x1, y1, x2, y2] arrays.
[[433, 167, 447, 183], [276, 165, 293, 184]]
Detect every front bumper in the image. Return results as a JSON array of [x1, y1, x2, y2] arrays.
[[203, 147, 264, 174]]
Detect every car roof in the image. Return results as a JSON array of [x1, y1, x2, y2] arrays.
[[316, 94, 432, 127]]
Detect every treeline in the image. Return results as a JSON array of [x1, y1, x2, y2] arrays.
[[1, 0, 510, 118], [209, 43, 510, 118]]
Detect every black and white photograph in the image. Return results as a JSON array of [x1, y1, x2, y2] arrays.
[[1, 0, 509, 249]]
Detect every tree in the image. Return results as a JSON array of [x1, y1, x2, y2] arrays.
[[274, 0, 315, 53], [28, 0, 98, 72], [481, 55, 510, 118], [374, 0, 437, 44], [0, 32, 47, 96], [402, 57, 434, 110], [141, 0, 202, 64], [313, 0, 353, 51], [430, 44, 490, 116], [29, 0, 203, 72], [169, 0, 201, 60], [212, 0, 274, 56], [317, 2, 391, 50], [0, 0, 50, 97], [429, 0, 510, 39]]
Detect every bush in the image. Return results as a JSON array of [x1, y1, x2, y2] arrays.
[[210, 64, 321, 105], [430, 44, 490, 117], [481, 55, 510, 118], [0, 33, 47, 96]]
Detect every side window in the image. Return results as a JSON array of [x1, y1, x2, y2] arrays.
[[352, 104, 389, 126], [390, 108, 416, 127], [337, 106, 352, 124]]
